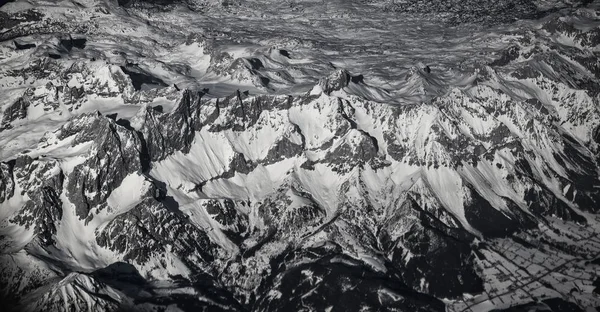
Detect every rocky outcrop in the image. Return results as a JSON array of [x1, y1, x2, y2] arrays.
[[254, 248, 446, 312], [96, 184, 216, 266], [10, 156, 64, 245], [0, 98, 30, 131], [61, 113, 143, 219], [381, 198, 483, 298], [0, 161, 15, 203], [318, 69, 351, 95], [17, 273, 120, 312], [133, 90, 210, 161]]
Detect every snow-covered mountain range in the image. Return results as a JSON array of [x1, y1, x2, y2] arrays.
[[1, 0, 600, 311]]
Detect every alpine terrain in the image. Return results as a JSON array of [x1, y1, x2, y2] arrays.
[[1, 0, 600, 311]]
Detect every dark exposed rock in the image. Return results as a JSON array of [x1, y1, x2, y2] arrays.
[[0, 161, 15, 203], [120, 65, 168, 91], [386, 132, 409, 161], [254, 250, 445, 312], [542, 17, 600, 52], [278, 49, 290, 58], [230, 153, 256, 175], [12, 156, 62, 192], [0, 10, 43, 38], [0, 98, 30, 130], [382, 198, 483, 298], [324, 130, 378, 173], [257, 186, 325, 234], [13, 40, 36, 50], [10, 155, 64, 245], [96, 189, 215, 265], [542, 298, 585, 312], [433, 119, 490, 167], [525, 98, 550, 115], [490, 45, 520, 67], [91, 262, 148, 287], [263, 135, 304, 165], [0, 8, 91, 43], [527, 184, 584, 224], [134, 289, 244, 312], [576, 28, 600, 48], [555, 134, 600, 213], [61, 113, 143, 219], [134, 90, 211, 161], [318, 69, 351, 95], [57, 35, 86, 52], [510, 63, 542, 80], [0, 0, 15, 8], [209, 93, 291, 132], [71, 37, 86, 49], [283, 203, 324, 231], [246, 58, 263, 70], [59, 37, 73, 52], [408, 183, 463, 229], [133, 107, 174, 162], [12, 186, 63, 246], [464, 186, 525, 238], [204, 199, 248, 235]]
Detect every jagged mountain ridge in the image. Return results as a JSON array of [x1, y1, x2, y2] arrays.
[[1, 0, 600, 311]]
